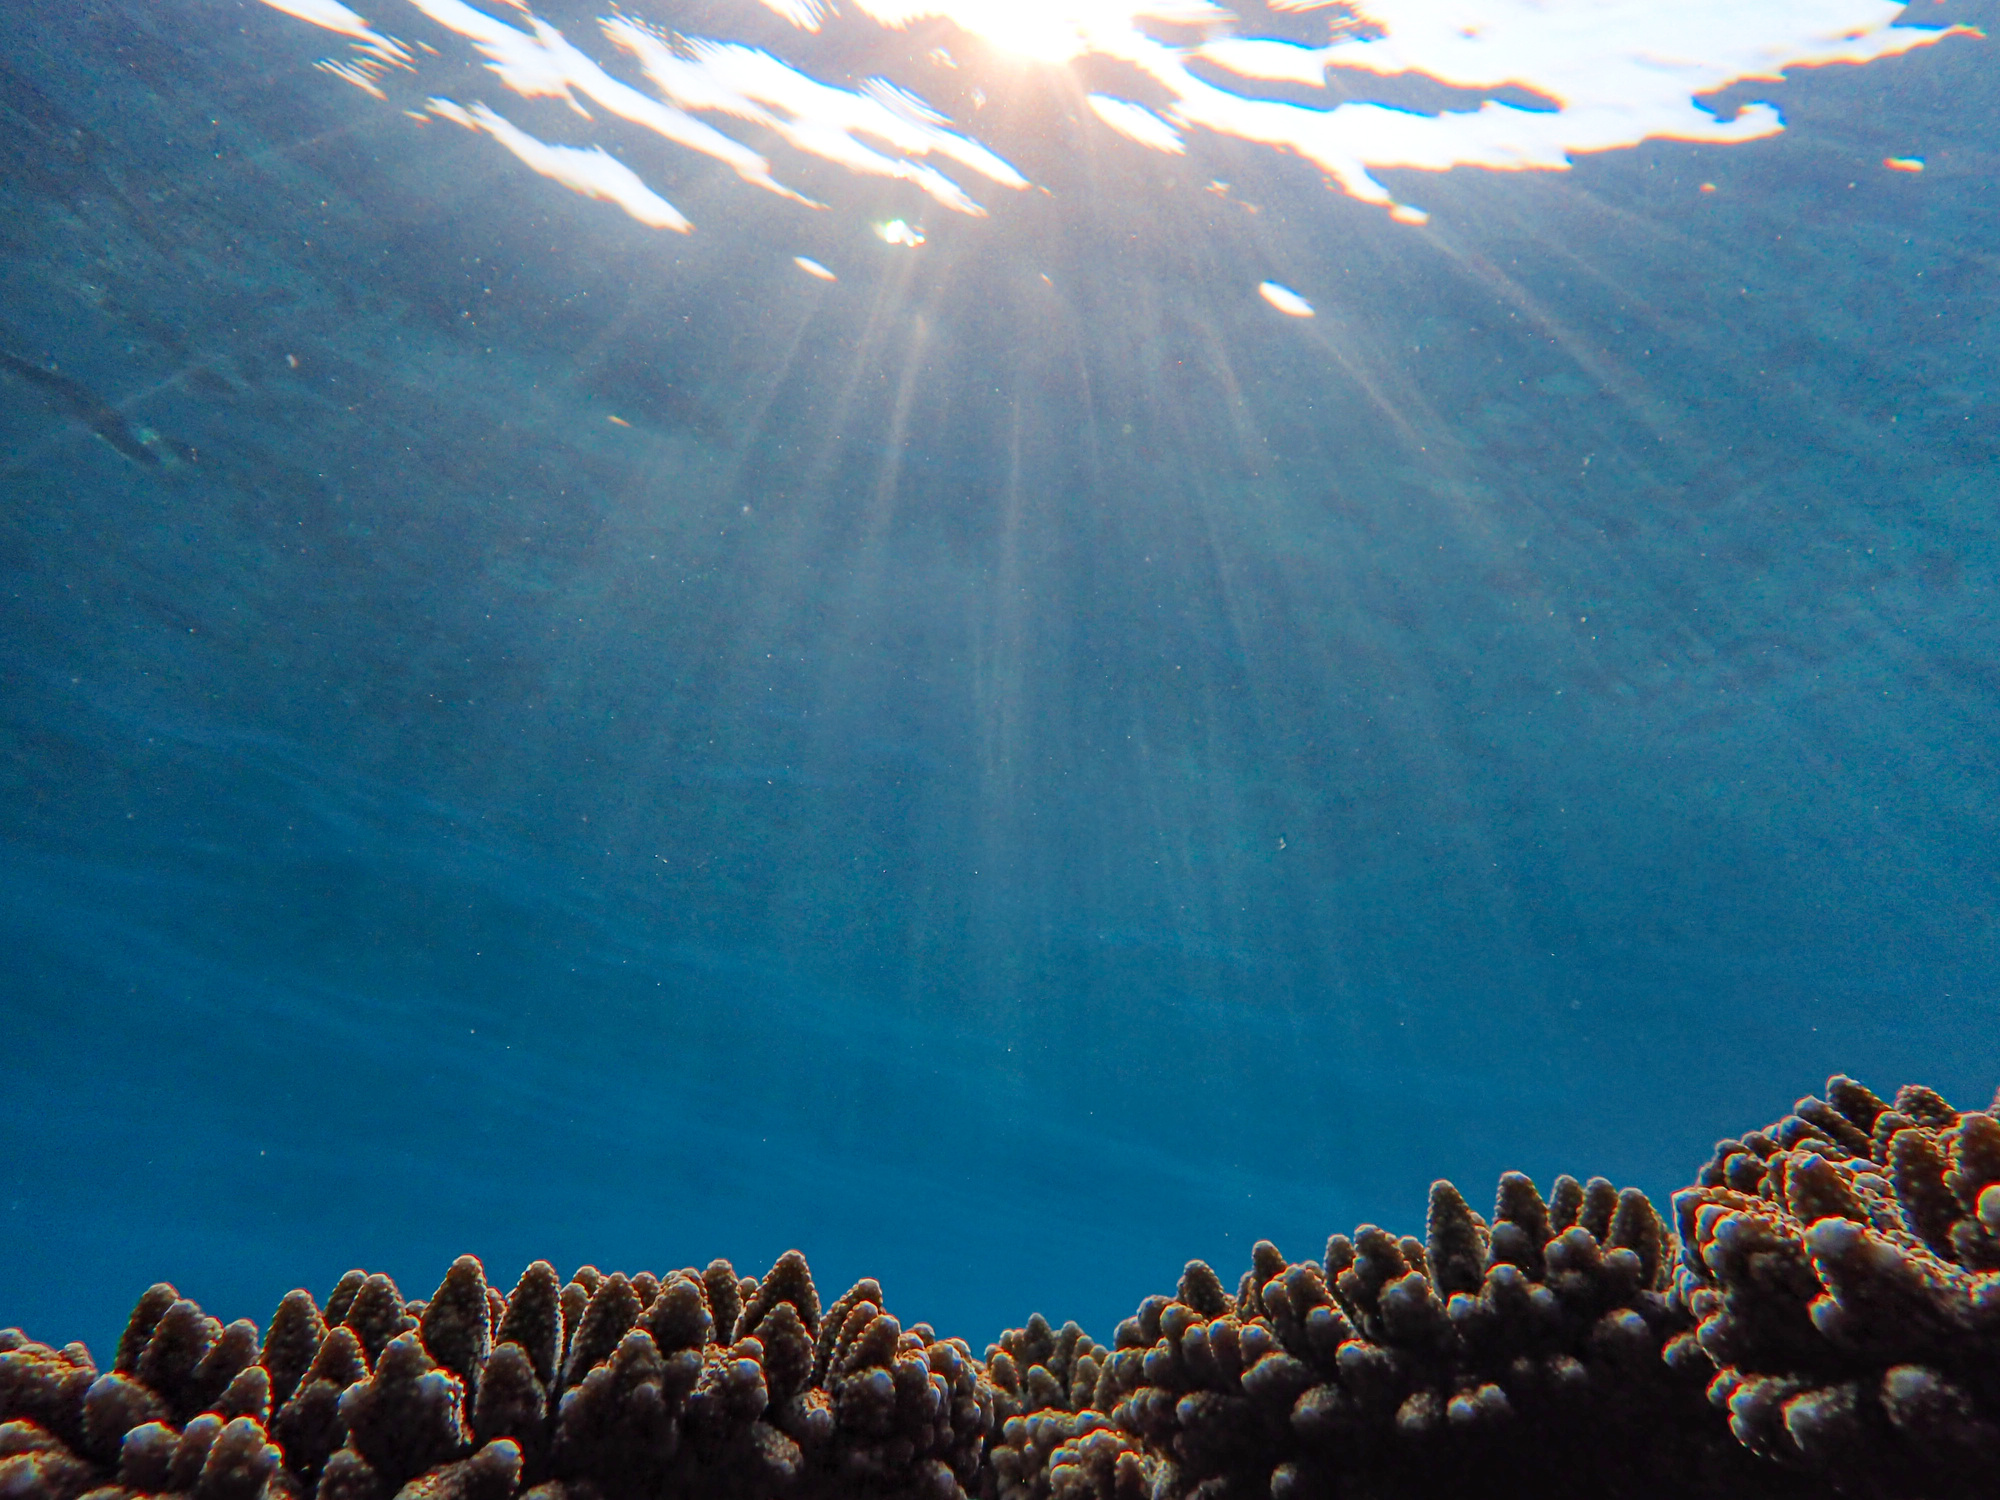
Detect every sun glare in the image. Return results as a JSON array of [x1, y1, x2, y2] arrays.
[[851, 0, 1229, 66]]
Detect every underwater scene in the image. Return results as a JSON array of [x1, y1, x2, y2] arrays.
[[2, 0, 1998, 1495]]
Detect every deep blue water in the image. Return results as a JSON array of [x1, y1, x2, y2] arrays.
[[2, 0, 1997, 1364]]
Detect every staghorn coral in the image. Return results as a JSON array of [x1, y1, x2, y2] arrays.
[[1671, 1076, 2000, 1499], [2, 1075, 1995, 1500]]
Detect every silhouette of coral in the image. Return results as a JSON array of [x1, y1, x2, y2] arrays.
[[2, 1076, 1994, 1500]]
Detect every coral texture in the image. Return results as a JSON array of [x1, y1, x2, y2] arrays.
[[982, 1177, 1785, 1500], [2, 1252, 989, 1500], [1671, 1076, 2000, 1499], [3, 1076, 1995, 1500]]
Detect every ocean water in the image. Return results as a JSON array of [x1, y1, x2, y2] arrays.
[[1, 0, 1996, 1369]]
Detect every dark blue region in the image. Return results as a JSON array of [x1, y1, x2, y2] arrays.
[[0, 0, 1996, 1364]]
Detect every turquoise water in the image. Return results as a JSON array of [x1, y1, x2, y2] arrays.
[[1, 0, 1996, 1363]]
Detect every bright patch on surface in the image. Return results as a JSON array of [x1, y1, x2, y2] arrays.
[[1167, 0, 1974, 220], [854, 0, 1973, 219], [252, 0, 1978, 235], [878, 219, 927, 247], [427, 98, 692, 230], [794, 256, 838, 279], [850, 0, 1233, 66], [607, 23, 1026, 215], [1087, 95, 1185, 154], [259, 0, 409, 56], [1259, 281, 1315, 317], [757, 0, 829, 32], [318, 57, 390, 98]]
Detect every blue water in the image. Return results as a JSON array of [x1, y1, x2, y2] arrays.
[[2, 0, 1996, 1365]]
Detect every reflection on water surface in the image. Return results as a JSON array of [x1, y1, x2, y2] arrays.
[[262, 0, 1974, 241]]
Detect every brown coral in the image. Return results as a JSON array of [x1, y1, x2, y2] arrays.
[[989, 1166, 1784, 1500], [3, 1074, 1997, 1500], [1, 1252, 991, 1500], [1672, 1076, 2000, 1498]]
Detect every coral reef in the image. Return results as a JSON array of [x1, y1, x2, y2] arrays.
[[1, 1252, 989, 1500], [981, 1177, 1785, 1500], [3, 1075, 1996, 1500], [1670, 1076, 2000, 1499]]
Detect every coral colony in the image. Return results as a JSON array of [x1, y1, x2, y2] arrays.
[[6, 1077, 1999, 1500]]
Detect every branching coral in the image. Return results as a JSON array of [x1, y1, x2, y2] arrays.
[[1, 1251, 988, 1500], [3, 1075, 1996, 1500], [985, 1171, 1785, 1500], [1670, 1076, 2000, 1499]]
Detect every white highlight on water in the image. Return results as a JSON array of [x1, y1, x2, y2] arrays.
[[257, 0, 1976, 233], [426, 98, 693, 230], [1087, 95, 1186, 154]]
